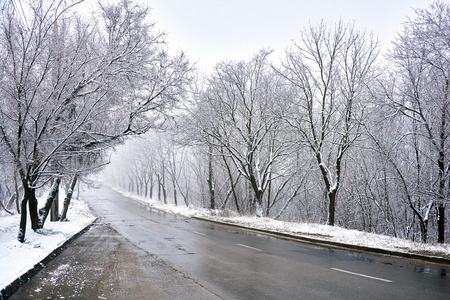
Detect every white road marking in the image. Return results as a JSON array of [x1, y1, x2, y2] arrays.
[[193, 231, 206, 236], [238, 244, 263, 252], [331, 268, 393, 283]]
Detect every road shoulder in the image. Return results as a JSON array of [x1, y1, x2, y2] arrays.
[[8, 220, 220, 300]]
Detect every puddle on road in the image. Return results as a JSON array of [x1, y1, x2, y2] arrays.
[[414, 266, 448, 277]]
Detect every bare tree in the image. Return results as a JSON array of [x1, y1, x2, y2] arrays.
[[0, 0, 191, 242], [364, 117, 434, 242], [387, 1, 450, 243], [195, 50, 289, 216], [278, 21, 379, 226]]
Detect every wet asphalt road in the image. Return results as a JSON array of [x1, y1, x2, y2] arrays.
[[11, 186, 450, 299]]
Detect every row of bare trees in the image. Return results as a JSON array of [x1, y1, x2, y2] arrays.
[[105, 1, 449, 243], [0, 0, 191, 242], [1, 0, 448, 244]]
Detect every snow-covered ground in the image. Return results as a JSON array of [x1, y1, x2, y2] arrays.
[[0, 197, 96, 292], [112, 187, 450, 261]]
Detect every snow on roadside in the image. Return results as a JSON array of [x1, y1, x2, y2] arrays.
[[113, 187, 450, 260], [0, 198, 96, 291]]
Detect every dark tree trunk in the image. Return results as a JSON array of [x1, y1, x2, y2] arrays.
[[437, 80, 448, 243], [14, 177, 20, 214], [266, 176, 272, 217], [29, 188, 38, 231], [17, 194, 28, 243], [438, 204, 445, 243], [17, 183, 37, 242], [328, 189, 337, 226], [171, 150, 178, 206], [420, 219, 428, 243], [437, 148, 445, 243], [38, 178, 60, 229], [157, 174, 161, 201], [161, 164, 167, 204], [50, 188, 59, 221], [208, 146, 215, 209], [149, 174, 154, 198], [59, 175, 78, 221]]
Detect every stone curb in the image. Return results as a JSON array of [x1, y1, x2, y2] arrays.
[[192, 216, 450, 266], [0, 218, 98, 300]]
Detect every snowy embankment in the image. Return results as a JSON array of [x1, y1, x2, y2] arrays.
[[0, 198, 96, 292], [113, 187, 450, 261]]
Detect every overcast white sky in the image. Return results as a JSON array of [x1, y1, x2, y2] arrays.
[[143, 0, 433, 72]]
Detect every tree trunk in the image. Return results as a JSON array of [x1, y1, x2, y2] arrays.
[[328, 189, 337, 226], [0, 194, 13, 215], [171, 150, 178, 206], [317, 153, 337, 226], [6, 193, 15, 211], [59, 175, 78, 221], [255, 192, 264, 217], [135, 178, 140, 195], [183, 186, 189, 207], [38, 178, 60, 228], [173, 184, 178, 206], [149, 174, 154, 198], [14, 176, 20, 214], [17, 194, 28, 243], [221, 153, 240, 214], [274, 184, 302, 220], [436, 79, 448, 244], [437, 148, 445, 243], [249, 173, 264, 217], [16, 173, 37, 242], [50, 188, 59, 221], [160, 170, 167, 204], [419, 219, 428, 243], [162, 183, 167, 204], [157, 174, 161, 201], [17, 183, 37, 242], [437, 203, 445, 243], [29, 188, 38, 231], [248, 155, 265, 217], [208, 146, 215, 209], [266, 174, 272, 217]]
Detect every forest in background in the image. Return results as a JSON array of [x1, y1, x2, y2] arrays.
[[1, 0, 449, 244]]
